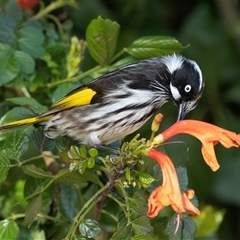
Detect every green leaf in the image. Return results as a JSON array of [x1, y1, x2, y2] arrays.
[[0, 151, 11, 182], [2, 130, 29, 160], [79, 219, 101, 238], [31, 128, 55, 152], [86, 17, 120, 65], [165, 214, 183, 239], [138, 172, 155, 185], [176, 166, 188, 192], [24, 195, 43, 227], [182, 217, 197, 240], [0, 220, 20, 240], [57, 171, 88, 184], [24, 177, 48, 199], [14, 51, 35, 74], [82, 169, 99, 184], [18, 26, 45, 58], [0, 43, 20, 85], [132, 216, 152, 235], [87, 157, 95, 168], [79, 145, 88, 157], [88, 148, 98, 157], [78, 160, 87, 174], [125, 36, 183, 59], [110, 225, 132, 240], [68, 145, 81, 159], [125, 166, 131, 182], [7, 97, 48, 114], [60, 184, 77, 220], [4, 0, 23, 27], [21, 165, 53, 178], [0, 23, 16, 45], [131, 234, 154, 240]]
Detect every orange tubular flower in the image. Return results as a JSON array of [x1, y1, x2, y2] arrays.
[[147, 149, 200, 217], [153, 120, 240, 171]]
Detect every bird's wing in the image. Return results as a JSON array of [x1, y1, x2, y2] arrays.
[[42, 86, 97, 116]]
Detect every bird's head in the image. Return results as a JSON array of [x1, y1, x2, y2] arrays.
[[162, 54, 204, 120]]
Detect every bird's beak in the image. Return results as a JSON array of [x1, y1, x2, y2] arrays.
[[177, 102, 187, 121]]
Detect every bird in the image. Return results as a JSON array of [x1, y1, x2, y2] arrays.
[[0, 54, 204, 146]]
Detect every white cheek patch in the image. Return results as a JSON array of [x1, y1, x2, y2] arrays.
[[170, 83, 181, 100]]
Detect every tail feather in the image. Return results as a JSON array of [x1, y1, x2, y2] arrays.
[[0, 115, 52, 131]]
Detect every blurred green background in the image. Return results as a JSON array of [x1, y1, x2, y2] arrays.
[[66, 0, 240, 238]]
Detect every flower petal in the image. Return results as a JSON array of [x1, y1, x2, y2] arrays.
[[153, 120, 240, 171], [201, 142, 220, 171], [146, 149, 200, 217]]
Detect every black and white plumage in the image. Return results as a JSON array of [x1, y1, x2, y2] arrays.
[[0, 54, 204, 146]]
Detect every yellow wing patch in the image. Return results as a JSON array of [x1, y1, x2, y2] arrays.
[[52, 87, 97, 109]]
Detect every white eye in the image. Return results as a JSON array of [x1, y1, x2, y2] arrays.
[[184, 85, 191, 93]]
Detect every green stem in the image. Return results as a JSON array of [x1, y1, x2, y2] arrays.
[[47, 65, 102, 88], [64, 183, 110, 240], [31, 1, 77, 21], [11, 155, 45, 167], [109, 49, 125, 64], [21, 87, 31, 97], [24, 168, 70, 201], [47, 14, 65, 41], [114, 180, 131, 225]]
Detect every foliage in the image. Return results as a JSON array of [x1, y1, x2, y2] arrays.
[[0, 0, 234, 239]]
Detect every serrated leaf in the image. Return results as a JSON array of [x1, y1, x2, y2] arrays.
[[131, 234, 154, 240], [0, 151, 11, 182], [60, 184, 77, 220], [176, 166, 188, 192], [0, 220, 20, 240], [78, 161, 87, 174], [82, 169, 99, 184], [24, 195, 43, 227], [125, 36, 183, 59], [7, 97, 47, 114], [0, 43, 20, 85], [21, 164, 53, 178], [132, 216, 152, 235], [57, 171, 88, 184], [31, 128, 55, 152], [151, 217, 168, 238], [79, 145, 87, 157], [2, 130, 29, 160], [79, 219, 101, 238], [110, 225, 132, 240], [138, 172, 155, 185], [165, 214, 183, 239], [18, 26, 45, 58], [14, 51, 35, 74], [68, 145, 81, 159], [86, 17, 120, 65], [24, 177, 49, 199], [182, 217, 197, 240]]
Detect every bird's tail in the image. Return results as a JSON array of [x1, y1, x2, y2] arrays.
[[0, 115, 53, 131]]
